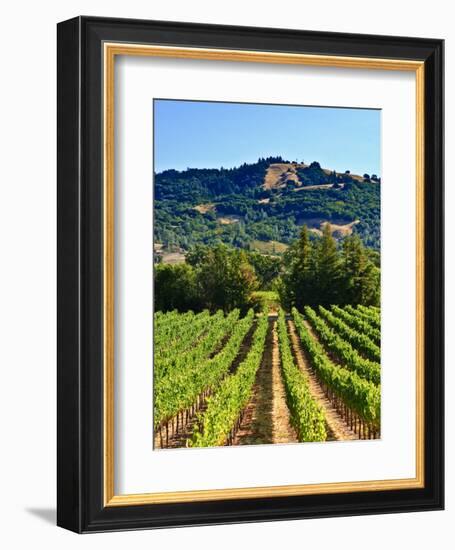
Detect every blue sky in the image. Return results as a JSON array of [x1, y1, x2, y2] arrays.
[[154, 99, 381, 177]]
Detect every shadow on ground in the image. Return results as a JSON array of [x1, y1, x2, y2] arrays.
[[25, 508, 56, 525]]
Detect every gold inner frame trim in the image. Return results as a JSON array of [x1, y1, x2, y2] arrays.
[[103, 43, 425, 507]]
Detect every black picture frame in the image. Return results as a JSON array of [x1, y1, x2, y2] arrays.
[[57, 16, 444, 533]]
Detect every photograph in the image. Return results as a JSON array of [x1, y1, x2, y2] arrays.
[[153, 99, 381, 449]]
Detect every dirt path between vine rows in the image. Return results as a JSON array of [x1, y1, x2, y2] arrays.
[[287, 319, 358, 441], [233, 318, 298, 446]]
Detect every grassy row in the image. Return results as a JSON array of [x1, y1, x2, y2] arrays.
[[154, 310, 234, 381], [277, 310, 327, 441], [351, 305, 381, 329], [330, 305, 381, 346], [304, 306, 381, 385], [155, 310, 214, 360], [318, 306, 380, 363], [190, 313, 269, 447], [154, 309, 252, 427], [292, 308, 380, 428], [154, 310, 197, 348]]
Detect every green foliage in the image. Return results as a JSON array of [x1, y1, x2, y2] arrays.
[[304, 306, 381, 385], [316, 223, 343, 304], [280, 227, 380, 310], [296, 162, 330, 186], [246, 251, 282, 289], [249, 291, 280, 313], [292, 308, 381, 427], [318, 306, 380, 362], [154, 310, 226, 381], [197, 245, 258, 313], [154, 158, 381, 252], [155, 157, 283, 202], [277, 310, 327, 441], [342, 235, 380, 305], [154, 263, 198, 312], [155, 244, 258, 313], [191, 313, 269, 447], [356, 304, 381, 328], [331, 305, 381, 345], [154, 310, 212, 361], [154, 309, 254, 427]]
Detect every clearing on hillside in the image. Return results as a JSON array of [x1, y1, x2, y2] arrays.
[[263, 162, 366, 191], [263, 163, 306, 190], [193, 203, 215, 214], [250, 240, 288, 254], [309, 219, 360, 238]]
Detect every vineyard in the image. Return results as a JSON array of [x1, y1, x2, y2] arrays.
[[154, 304, 381, 449]]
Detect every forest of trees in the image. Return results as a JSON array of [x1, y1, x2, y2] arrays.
[[154, 158, 381, 251], [278, 225, 380, 309], [154, 245, 258, 313], [154, 225, 380, 313]]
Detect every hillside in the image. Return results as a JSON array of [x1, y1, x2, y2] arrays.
[[154, 157, 380, 262], [263, 162, 366, 191]]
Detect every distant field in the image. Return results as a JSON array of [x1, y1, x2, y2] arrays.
[[218, 216, 240, 225], [294, 183, 342, 192], [251, 291, 281, 313], [308, 219, 360, 238], [161, 252, 186, 264], [193, 203, 215, 214], [250, 240, 288, 254], [263, 162, 304, 190]]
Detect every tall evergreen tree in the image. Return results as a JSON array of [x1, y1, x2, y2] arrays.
[[315, 223, 341, 306], [342, 235, 380, 306], [294, 225, 314, 308], [342, 235, 364, 303], [279, 225, 380, 309]]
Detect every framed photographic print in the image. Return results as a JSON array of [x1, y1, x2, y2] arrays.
[[57, 16, 444, 532]]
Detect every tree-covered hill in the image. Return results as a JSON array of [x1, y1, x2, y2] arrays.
[[154, 157, 380, 256]]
